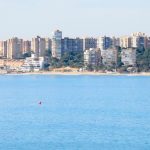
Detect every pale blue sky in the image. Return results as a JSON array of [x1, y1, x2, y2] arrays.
[[0, 0, 149, 39]]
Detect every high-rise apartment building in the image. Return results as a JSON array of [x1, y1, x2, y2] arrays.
[[61, 37, 72, 53], [39, 38, 46, 57], [45, 38, 52, 50], [72, 38, 83, 52], [0, 41, 7, 58], [120, 36, 132, 48], [131, 32, 146, 49], [112, 37, 120, 48], [23, 40, 31, 54], [31, 37, 40, 56], [83, 37, 97, 50], [61, 37, 83, 54], [52, 30, 62, 59], [98, 36, 112, 50], [31, 36, 48, 57], [7, 37, 23, 59]]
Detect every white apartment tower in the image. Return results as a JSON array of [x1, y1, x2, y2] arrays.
[[131, 32, 146, 49], [52, 30, 62, 59], [120, 36, 132, 48]]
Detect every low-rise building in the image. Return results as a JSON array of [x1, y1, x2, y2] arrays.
[[21, 54, 45, 72], [0, 59, 24, 71], [121, 48, 136, 66]]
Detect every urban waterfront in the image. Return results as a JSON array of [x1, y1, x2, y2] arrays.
[[0, 75, 150, 150]]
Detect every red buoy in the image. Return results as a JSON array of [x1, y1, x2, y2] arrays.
[[39, 101, 42, 105]]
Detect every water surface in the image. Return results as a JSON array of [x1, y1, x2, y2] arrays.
[[0, 75, 150, 150]]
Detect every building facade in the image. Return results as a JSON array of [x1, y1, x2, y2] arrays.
[[45, 38, 52, 50], [31, 36, 48, 57], [121, 48, 136, 66], [61, 37, 83, 54], [101, 48, 118, 66], [98, 36, 112, 50], [131, 32, 146, 49], [52, 30, 62, 59], [112, 37, 120, 48], [120, 36, 132, 48], [0, 41, 7, 58], [31, 37, 40, 56], [23, 40, 31, 54], [84, 48, 101, 66], [7, 37, 23, 59], [83, 37, 97, 50], [145, 37, 150, 49], [21, 54, 45, 72]]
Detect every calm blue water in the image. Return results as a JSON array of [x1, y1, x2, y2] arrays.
[[0, 75, 150, 150]]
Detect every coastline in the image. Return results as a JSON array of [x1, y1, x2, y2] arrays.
[[1, 71, 150, 76]]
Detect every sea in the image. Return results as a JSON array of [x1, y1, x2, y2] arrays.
[[0, 75, 150, 150]]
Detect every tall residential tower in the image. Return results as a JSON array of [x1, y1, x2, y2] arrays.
[[52, 30, 62, 59]]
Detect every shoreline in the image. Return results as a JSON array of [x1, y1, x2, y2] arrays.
[[1, 71, 150, 76]]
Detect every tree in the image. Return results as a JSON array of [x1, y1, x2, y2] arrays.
[[44, 49, 51, 57], [49, 51, 83, 68], [136, 48, 150, 72], [50, 57, 61, 68], [22, 51, 32, 58]]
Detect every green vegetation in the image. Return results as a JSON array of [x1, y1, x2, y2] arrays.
[[49, 51, 84, 68], [136, 48, 150, 72], [22, 51, 32, 58]]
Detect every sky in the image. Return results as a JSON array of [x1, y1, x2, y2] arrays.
[[0, 0, 150, 40]]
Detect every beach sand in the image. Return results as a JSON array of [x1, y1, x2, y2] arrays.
[[3, 71, 150, 76]]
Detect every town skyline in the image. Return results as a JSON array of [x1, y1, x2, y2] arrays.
[[0, 30, 148, 74], [0, 31, 149, 41], [0, 30, 149, 73]]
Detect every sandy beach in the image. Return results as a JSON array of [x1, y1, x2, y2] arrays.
[[3, 71, 150, 76]]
